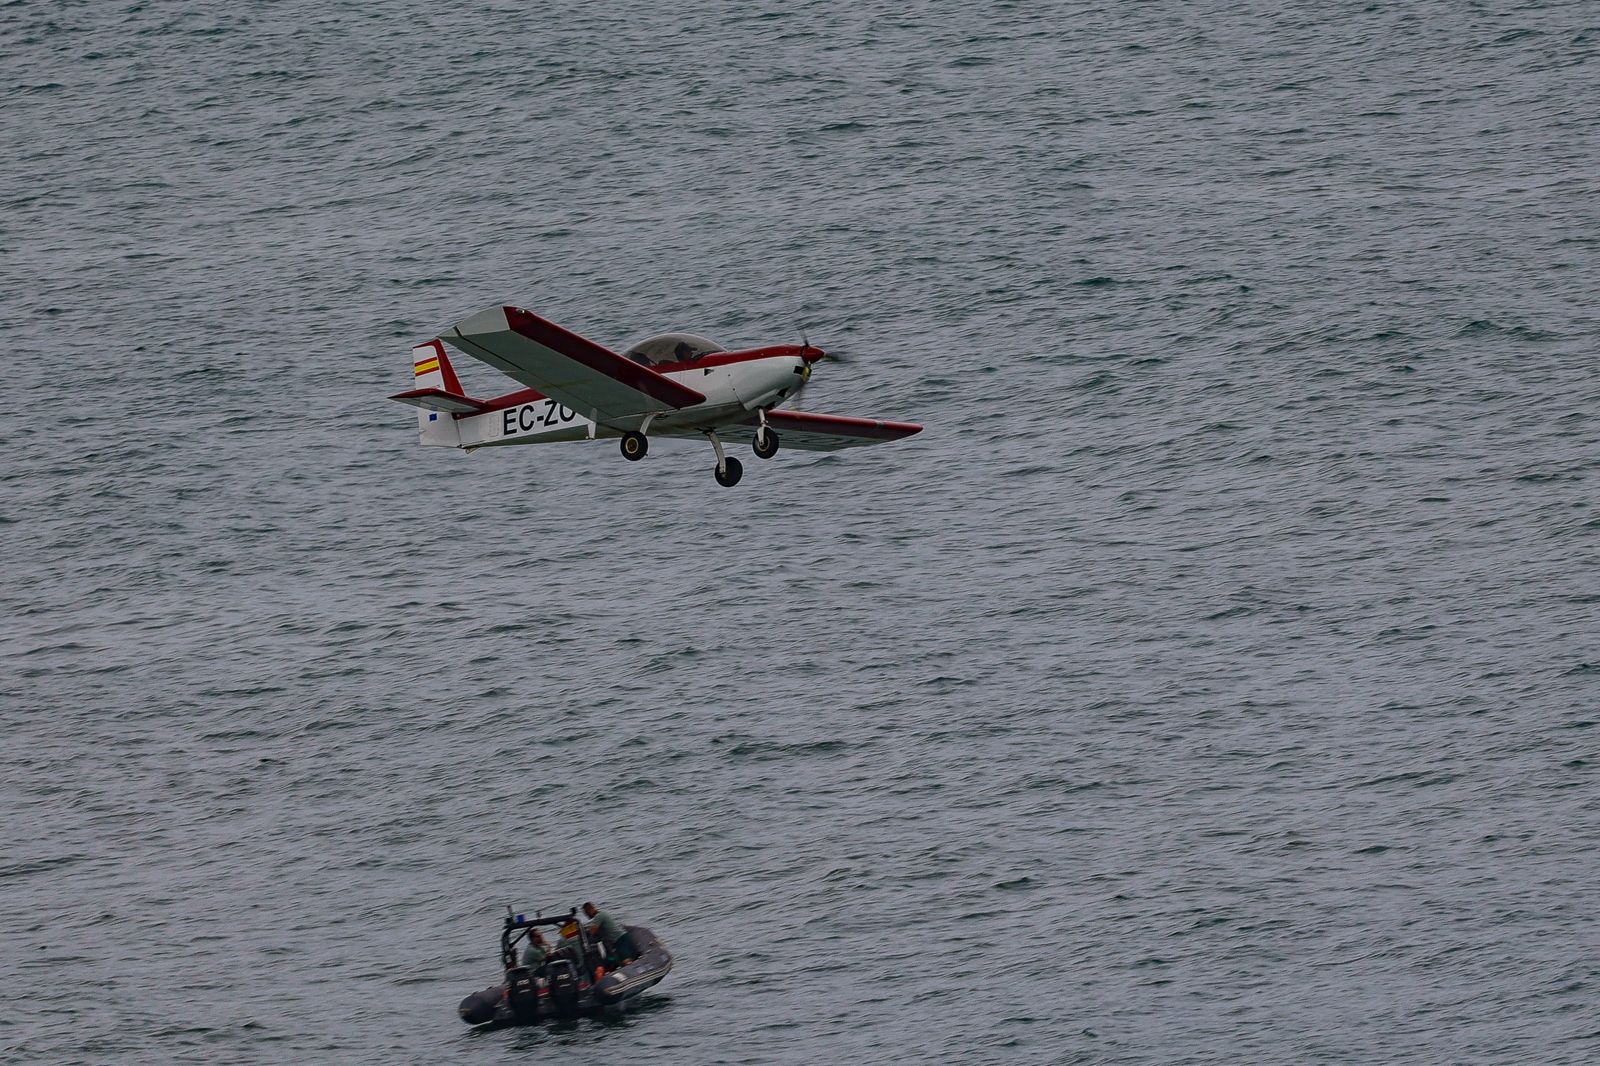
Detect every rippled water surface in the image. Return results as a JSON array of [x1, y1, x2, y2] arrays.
[[3, 2, 1598, 1063]]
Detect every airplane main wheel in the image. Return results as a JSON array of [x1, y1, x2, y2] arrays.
[[714, 456, 744, 487], [753, 431, 780, 459], [621, 432, 648, 461]]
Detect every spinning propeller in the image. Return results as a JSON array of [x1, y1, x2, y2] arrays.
[[789, 327, 853, 406], [798, 327, 851, 365]]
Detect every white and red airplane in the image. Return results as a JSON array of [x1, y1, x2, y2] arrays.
[[390, 305, 922, 486]]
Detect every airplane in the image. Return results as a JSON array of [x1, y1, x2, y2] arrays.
[[389, 304, 922, 486]]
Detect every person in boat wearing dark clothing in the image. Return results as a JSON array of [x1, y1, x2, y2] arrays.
[[583, 902, 637, 965]]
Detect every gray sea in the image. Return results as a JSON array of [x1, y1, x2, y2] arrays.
[[3, 1, 1597, 1063]]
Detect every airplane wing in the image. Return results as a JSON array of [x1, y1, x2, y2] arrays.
[[710, 409, 923, 451], [441, 305, 706, 422]]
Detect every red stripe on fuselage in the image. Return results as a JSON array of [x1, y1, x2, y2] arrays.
[[643, 346, 808, 375]]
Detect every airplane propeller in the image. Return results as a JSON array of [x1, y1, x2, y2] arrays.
[[787, 331, 853, 408], [797, 326, 851, 364]]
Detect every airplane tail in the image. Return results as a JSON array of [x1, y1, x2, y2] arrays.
[[406, 340, 465, 447]]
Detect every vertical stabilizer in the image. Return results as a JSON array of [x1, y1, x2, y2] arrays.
[[411, 340, 463, 447]]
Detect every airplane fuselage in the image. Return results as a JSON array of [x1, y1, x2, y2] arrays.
[[456, 349, 810, 449]]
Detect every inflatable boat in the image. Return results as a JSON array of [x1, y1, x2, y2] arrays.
[[458, 909, 672, 1027]]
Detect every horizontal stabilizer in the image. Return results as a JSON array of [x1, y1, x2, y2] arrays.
[[389, 387, 490, 415]]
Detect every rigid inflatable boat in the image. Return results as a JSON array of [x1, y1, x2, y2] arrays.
[[458, 909, 672, 1027]]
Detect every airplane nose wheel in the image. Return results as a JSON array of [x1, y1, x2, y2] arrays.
[[620, 432, 648, 461], [753, 430, 780, 459]]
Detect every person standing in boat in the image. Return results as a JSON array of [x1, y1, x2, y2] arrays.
[[583, 901, 637, 965]]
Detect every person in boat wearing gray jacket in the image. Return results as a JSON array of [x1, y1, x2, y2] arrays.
[[583, 902, 637, 965], [520, 928, 551, 969]]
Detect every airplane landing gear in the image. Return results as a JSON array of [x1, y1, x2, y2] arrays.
[[706, 430, 743, 487], [621, 432, 648, 461], [753, 429, 780, 459]]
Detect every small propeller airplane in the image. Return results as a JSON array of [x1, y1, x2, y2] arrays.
[[389, 304, 922, 486]]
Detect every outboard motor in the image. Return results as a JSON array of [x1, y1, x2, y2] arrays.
[[505, 966, 540, 1025], [545, 958, 581, 1020]]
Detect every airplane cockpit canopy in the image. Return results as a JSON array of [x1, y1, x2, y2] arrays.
[[621, 333, 726, 366]]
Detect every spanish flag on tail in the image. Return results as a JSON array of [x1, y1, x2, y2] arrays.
[[412, 340, 466, 395]]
